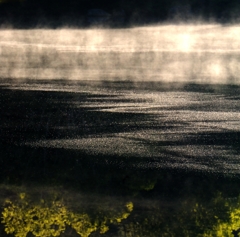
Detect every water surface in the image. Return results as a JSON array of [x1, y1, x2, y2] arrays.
[[1, 79, 240, 237], [1, 24, 240, 237]]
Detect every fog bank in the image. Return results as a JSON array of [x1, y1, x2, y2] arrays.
[[1, 24, 240, 84]]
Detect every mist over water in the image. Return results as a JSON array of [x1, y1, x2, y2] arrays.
[[2, 24, 240, 237], [1, 23, 240, 84], [1, 23, 240, 173]]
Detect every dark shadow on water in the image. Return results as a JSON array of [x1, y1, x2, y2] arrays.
[[1, 141, 240, 197], [1, 81, 240, 163], [1, 142, 240, 236], [0, 87, 149, 141], [1, 80, 240, 236]]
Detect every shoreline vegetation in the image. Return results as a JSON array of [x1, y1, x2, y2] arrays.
[[1, 143, 240, 237], [0, 0, 240, 28]]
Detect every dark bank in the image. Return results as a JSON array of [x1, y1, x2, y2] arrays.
[[1, 0, 240, 28]]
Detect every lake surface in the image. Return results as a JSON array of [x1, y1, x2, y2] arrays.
[[1, 24, 240, 237]]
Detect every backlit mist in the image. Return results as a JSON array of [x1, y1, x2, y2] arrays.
[[1, 22, 240, 237], [1, 23, 240, 84]]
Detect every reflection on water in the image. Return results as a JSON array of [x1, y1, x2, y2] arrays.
[[0, 79, 240, 236], [1, 80, 239, 174], [1, 22, 240, 236], [0, 80, 240, 237]]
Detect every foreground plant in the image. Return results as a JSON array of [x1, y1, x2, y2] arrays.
[[1, 193, 133, 237]]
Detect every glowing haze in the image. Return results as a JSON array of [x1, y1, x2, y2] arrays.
[[0, 23, 240, 84]]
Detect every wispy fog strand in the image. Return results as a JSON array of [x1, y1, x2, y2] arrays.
[[1, 24, 240, 84]]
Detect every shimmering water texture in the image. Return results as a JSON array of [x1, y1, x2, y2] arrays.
[[0, 24, 240, 83], [1, 80, 240, 175], [1, 24, 240, 237]]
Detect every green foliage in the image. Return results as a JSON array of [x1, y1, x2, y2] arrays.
[[1, 193, 133, 237], [116, 193, 235, 237], [203, 196, 240, 237]]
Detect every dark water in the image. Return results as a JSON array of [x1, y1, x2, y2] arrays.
[[1, 79, 240, 237]]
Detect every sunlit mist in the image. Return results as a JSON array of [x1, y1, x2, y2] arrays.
[[0, 23, 240, 83]]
